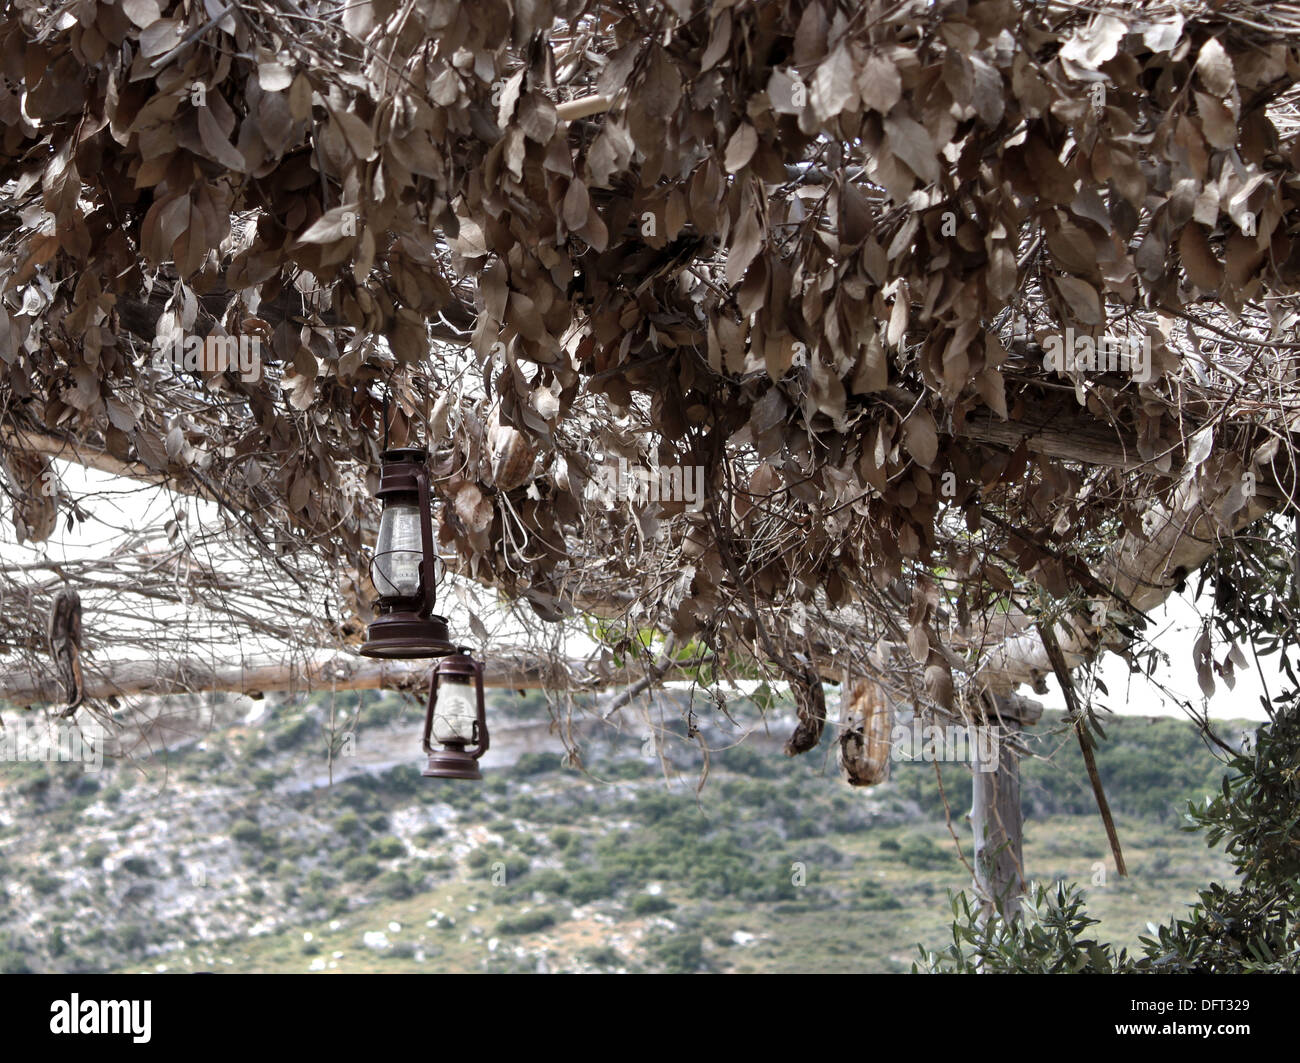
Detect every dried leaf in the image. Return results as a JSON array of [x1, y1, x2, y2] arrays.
[[122, 0, 163, 28], [1194, 91, 1237, 151], [1195, 37, 1236, 98], [724, 124, 758, 173], [725, 195, 763, 286], [975, 368, 1008, 420], [883, 114, 939, 185], [903, 408, 939, 469], [562, 179, 590, 231], [811, 42, 857, 121], [851, 333, 888, 394], [1179, 223, 1223, 292], [197, 106, 247, 172], [328, 107, 377, 161], [454, 482, 493, 533], [297, 205, 361, 245], [1052, 275, 1104, 325], [857, 52, 900, 114], [258, 58, 294, 93], [907, 621, 929, 663], [138, 19, 182, 58]]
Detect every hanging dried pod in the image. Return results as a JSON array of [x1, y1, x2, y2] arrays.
[[1, 448, 57, 544], [838, 679, 896, 787], [487, 406, 537, 491], [784, 668, 827, 755]]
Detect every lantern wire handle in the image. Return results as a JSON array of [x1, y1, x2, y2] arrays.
[[381, 385, 390, 453], [421, 667, 439, 755], [416, 460, 438, 619]]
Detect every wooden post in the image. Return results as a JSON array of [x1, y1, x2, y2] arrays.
[[970, 693, 1041, 921]]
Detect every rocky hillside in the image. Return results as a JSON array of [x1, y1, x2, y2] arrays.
[[0, 688, 1249, 973]]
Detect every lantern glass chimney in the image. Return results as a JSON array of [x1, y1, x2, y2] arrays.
[[373, 502, 423, 598], [431, 674, 478, 744]]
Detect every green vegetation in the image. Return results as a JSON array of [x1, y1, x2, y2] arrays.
[[648, 929, 708, 973], [0, 687, 1260, 974], [230, 819, 263, 845], [495, 910, 557, 935], [920, 695, 1297, 974], [368, 836, 405, 859], [630, 893, 674, 916], [894, 833, 955, 871], [343, 856, 382, 883]]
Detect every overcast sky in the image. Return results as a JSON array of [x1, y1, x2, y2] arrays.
[[1036, 590, 1278, 722]]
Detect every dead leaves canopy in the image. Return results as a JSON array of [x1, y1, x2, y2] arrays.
[[2, 0, 1299, 673]]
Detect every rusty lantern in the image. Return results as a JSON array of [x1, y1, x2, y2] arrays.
[[360, 447, 456, 660], [422, 648, 489, 780]]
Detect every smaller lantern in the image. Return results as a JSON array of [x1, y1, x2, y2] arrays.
[[361, 447, 455, 659], [422, 648, 489, 780]]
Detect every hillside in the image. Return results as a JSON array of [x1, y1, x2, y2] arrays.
[[0, 690, 1251, 973]]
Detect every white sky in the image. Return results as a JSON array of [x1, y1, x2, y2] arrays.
[[1037, 591, 1278, 722]]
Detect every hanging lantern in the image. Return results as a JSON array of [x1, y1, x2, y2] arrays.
[[422, 648, 489, 780], [361, 447, 456, 659]]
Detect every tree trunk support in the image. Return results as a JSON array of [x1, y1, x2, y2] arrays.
[[970, 693, 1041, 922]]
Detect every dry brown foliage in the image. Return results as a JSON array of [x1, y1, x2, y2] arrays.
[[1, 0, 1299, 742]]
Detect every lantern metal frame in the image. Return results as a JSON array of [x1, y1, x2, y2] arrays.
[[422, 648, 489, 780], [360, 447, 456, 660]]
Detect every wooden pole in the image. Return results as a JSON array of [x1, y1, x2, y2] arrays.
[[969, 693, 1041, 921]]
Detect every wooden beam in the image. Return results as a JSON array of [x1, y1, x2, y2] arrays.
[[0, 651, 698, 706], [961, 409, 1143, 469], [1, 425, 184, 495]]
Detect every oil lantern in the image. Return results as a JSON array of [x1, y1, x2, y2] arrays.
[[360, 447, 456, 659], [422, 648, 489, 780]]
